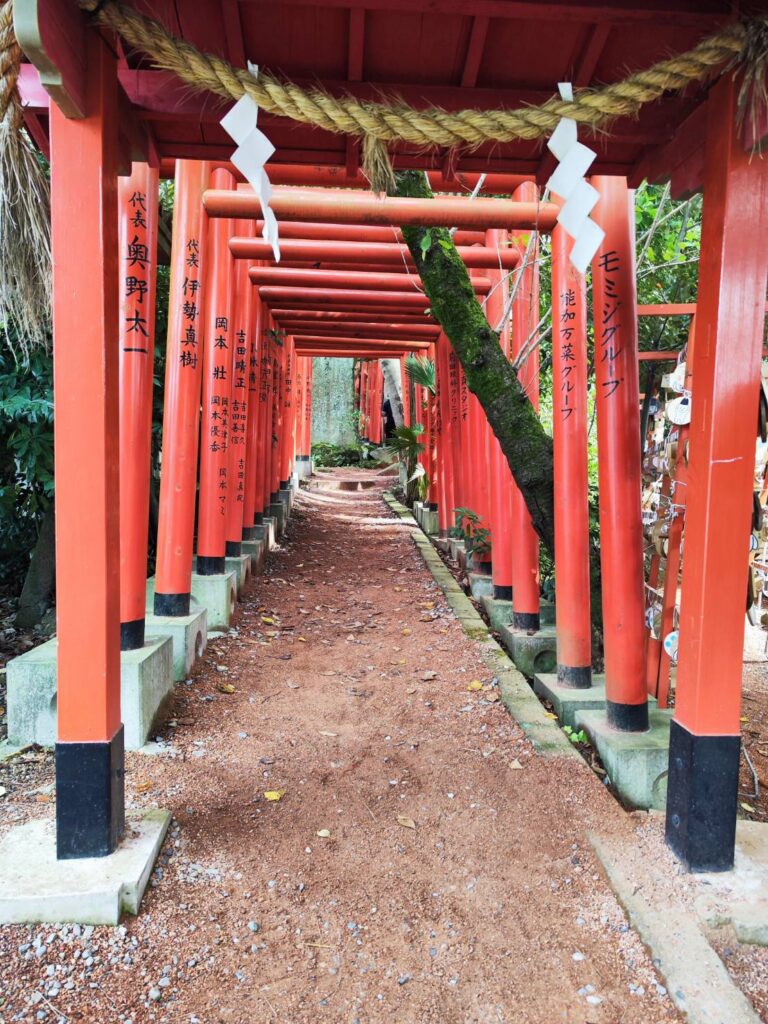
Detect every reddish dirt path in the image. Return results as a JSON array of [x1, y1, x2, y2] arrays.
[[1, 474, 683, 1023]]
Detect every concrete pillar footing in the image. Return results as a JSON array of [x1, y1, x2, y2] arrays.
[[498, 624, 557, 677], [144, 607, 207, 681], [190, 571, 237, 631], [468, 572, 493, 600], [0, 808, 171, 925], [241, 538, 266, 574], [575, 707, 673, 810], [7, 635, 174, 750]]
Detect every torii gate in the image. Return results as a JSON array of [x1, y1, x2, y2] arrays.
[[5, 0, 768, 908]]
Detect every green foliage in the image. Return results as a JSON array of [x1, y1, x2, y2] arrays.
[[0, 344, 54, 587], [563, 725, 590, 745], [405, 354, 436, 394], [380, 423, 426, 505], [311, 440, 363, 467], [451, 507, 491, 558]]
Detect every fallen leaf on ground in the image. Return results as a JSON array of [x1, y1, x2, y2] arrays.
[[485, 692, 500, 703], [467, 680, 483, 691], [397, 815, 416, 830], [136, 780, 154, 793], [287, 681, 300, 689], [543, 711, 558, 720], [510, 759, 524, 770], [319, 730, 338, 738], [406, 687, 417, 694], [264, 789, 286, 802], [218, 683, 236, 694], [261, 616, 275, 625], [0, 786, 6, 797], [421, 670, 437, 681], [420, 602, 435, 610], [316, 829, 331, 838], [298, 637, 307, 642], [402, 628, 412, 636], [741, 802, 756, 813]]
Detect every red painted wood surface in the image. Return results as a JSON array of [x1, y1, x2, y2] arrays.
[[51, 33, 120, 743], [226, 219, 254, 547], [118, 163, 159, 635], [675, 74, 768, 737], [155, 160, 211, 600]]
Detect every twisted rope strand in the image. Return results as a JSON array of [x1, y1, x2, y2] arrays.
[[78, 0, 749, 150]]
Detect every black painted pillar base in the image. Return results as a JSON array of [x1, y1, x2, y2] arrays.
[[493, 585, 513, 601], [254, 512, 264, 525], [242, 525, 256, 540], [269, 491, 279, 504], [56, 726, 125, 859], [225, 540, 242, 557], [280, 479, 290, 490], [154, 592, 191, 617], [120, 618, 144, 651], [513, 610, 540, 632], [666, 719, 740, 872], [557, 664, 593, 690], [606, 699, 649, 732], [472, 558, 492, 575], [197, 555, 226, 575], [428, 501, 438, 512]]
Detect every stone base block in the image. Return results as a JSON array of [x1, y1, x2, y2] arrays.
[[575, 707, 673, 810], [254, 518, 276, 550], [413, 501, 424, 527], [242, 538, 266, 574], [295, 456, 312, 479], [190, 571, 237, 631], [227, 554, 251, 594], [7, 636, 174, 750], [468, 572, 493, 600], [480, 596, 513, 632], [269, 501, 286, 536], [0, 809, 170, 926], [144, 608, 207, 681], [498, 624, 557, 677], [422, 509, 439, 535], [448, 539, 464, 562], [533, 674, 607, 728], [456, 546, 469, 571], [279, 487, 293, 518], [540, 598, 556, 627]]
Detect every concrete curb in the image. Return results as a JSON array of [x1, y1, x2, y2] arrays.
[[383, 492, 578, 760], [591, 832, 762, 1024]]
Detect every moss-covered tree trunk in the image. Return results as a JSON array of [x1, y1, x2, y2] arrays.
[[393, 171, 556, 555]]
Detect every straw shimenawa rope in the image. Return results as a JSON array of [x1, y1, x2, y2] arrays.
[[77, 0, 751, 154], [0, 0, 50, 356]]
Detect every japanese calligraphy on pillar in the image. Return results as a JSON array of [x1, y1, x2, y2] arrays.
[[179, 240, 201, 369], [594, 249, 623, 400], [208, 313, 232, 516], [558, 287, 577, 421], [121, 190, 153, 356], [230, 324, 249, 505]]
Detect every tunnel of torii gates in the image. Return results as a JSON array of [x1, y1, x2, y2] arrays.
[[26, 27, 767, 883]]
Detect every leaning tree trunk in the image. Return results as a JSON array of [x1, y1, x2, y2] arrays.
[[381, 358, 404, 427], [392, 171, 555, 555]]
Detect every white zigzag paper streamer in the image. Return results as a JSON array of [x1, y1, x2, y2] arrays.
[[546, 83, 604, 274], [221, 63, 281, 262]]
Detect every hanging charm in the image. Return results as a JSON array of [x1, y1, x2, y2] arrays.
[[221, 63, 281, 261], [545, 83, 604, 274]]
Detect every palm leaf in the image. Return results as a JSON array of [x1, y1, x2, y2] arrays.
[[405, 355, 436, 394]]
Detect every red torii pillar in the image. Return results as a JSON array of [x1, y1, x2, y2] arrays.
[[592, 177, 648, 731], [225, 223, 254, 557], [243, 289, 264, 537], [154, 160, 210, 616], [666, 74, 768, 870], [268, 315, 285, 507], [510, 183, 541, 628], [254, 313, 274, 523], [435, 332, 456, 535], [301, 357, 314, 467], [279, 336, 297, 489], [551, 222, 592, 687], [118, 163, 158, 650], [485, 229, 514, 601], [426, 342, 440, 512], [197, 167, 235, 574], [51, 35, 123, 857]]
